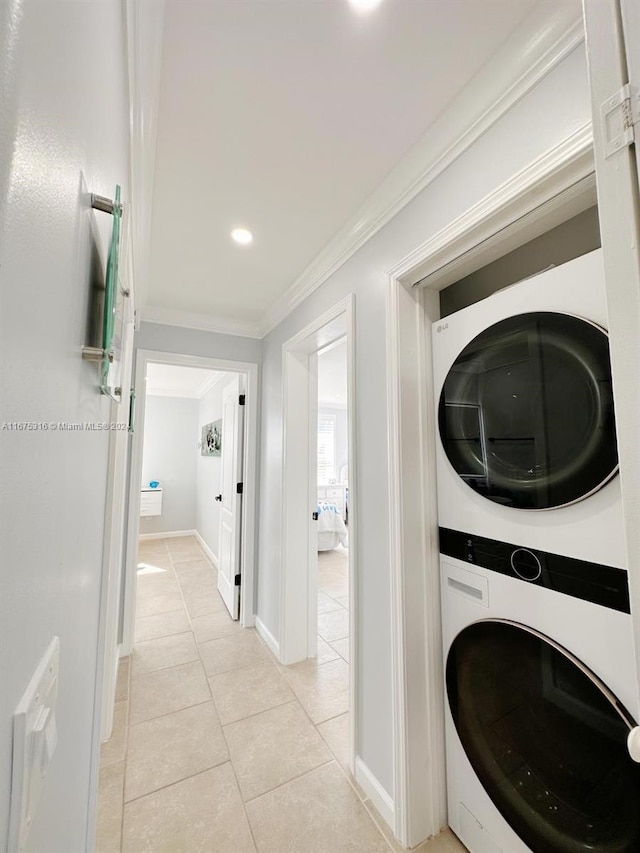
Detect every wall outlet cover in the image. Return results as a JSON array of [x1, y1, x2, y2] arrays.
[[8, 636, 60, 853]]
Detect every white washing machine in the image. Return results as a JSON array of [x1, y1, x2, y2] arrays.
[[441, 548, 640, 853], [432, 249, 626, 568], [433, 249, 640, 852]]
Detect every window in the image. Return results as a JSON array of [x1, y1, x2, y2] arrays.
[[317, 414, 336, 485]]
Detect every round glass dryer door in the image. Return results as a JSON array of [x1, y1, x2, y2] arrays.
[[438, 312, 618, 509], [447, 621, 640, 853]]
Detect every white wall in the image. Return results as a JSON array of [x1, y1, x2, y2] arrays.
[[140, 396, 199, 535], [196, 374, 238, 560], [0, 1, 130, 850], [256, 44, 592, 797], [136, 321, 262, 364]]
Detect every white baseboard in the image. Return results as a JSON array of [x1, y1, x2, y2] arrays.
[[194, 531, 219, 568], [354, 756, 395, 832], [255, 616, 280, 660], [139, 529, 198, 541]]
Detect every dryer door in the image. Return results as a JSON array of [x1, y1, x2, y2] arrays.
[[447, 620, 640, 853], [438, 312, 618, 509]]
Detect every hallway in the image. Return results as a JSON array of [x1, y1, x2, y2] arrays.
[[97, 536, 466, 853]]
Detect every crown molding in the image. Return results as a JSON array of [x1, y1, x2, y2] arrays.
[[141, 305, 262, 339], [145, 375, 225, 399], [195, 370, 227, 398], [258, 0, 585, 338], [395, 121, 595, 287], [145, 367, 226, 399], [145, 387, 201, 399]]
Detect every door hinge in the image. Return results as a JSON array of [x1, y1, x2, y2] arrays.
[[234, 574, 241, 586], [312, 511, 319, 521], [602, 83, 638, 159], [238, 394, 246, 406], [236, 482, 243, 494]]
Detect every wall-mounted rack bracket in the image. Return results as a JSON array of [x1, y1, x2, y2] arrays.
[[82, 346, 105, 362], [90, 193, 124, 216]]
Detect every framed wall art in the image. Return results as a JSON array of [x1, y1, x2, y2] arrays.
[[201, 420, 222, 456]]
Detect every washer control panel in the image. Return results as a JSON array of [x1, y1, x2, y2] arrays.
[[439, 527, 630, 614], [510, 548, 542, 581]]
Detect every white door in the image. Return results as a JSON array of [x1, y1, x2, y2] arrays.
[[217, 375, 245, 619]]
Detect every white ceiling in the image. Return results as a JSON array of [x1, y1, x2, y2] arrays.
[[146, 0, 539, 332], [318, 339, 347, 407], [145, 363, 224, 398]]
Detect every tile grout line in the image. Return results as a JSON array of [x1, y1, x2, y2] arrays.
[[331, 759, 397, 853], [305, 571, 395, 852], [170, 541, 215, 708], [135, 605, 186, 622], [127, 697, 213, 730], [315, 707, 350, 727], [167, 535, 264, 850], [120, 537, 214, 851], [316, 571, 394, 849], [119, 538, 173, 846], [191, 568, 347, 848], [128, 640, 199, 680], [216, 710, 261, 852], [121, 548, 166, 850], [217, 694, 298, 729], [122, 756, 233, 807], [125, 542, 253, 824], [182, 549, 293, 851], [117, 538, 393, 853], [241, 756, 337, 807]]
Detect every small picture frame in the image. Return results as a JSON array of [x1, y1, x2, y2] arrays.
[[201, 420, 222, 456]]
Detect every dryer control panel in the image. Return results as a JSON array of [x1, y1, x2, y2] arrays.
[[439, 527, 630, 614]]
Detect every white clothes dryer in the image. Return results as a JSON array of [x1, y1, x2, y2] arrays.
[[441, 541, 640, 853], [432, 249, 625, 568]]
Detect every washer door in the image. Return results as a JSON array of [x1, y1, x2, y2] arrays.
[[438, 312, 618, 509], [447, 621, 640, 853]]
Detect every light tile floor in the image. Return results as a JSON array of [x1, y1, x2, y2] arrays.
[[97, 535, 468, 853]]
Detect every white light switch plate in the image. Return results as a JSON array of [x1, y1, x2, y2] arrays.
[[8, 637, 60, 852]]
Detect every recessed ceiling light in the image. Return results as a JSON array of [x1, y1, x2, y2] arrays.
[[231, 227, 253, 245], [349, 0, 384, 12]]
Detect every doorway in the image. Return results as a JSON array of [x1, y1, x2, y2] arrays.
[[315, 337, 350, 663], [122, 351, 259, 655], [385, 163, 600, 846], [280, 295, 356, 775]]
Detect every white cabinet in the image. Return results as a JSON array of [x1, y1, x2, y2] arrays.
[[317, 484, 347, 519], [140, 487, 163, 517]]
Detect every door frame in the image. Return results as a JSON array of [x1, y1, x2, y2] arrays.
[[122, 350, 259, 654], [98, 289, 136, 742], [280, 293, 357, 776], [583, 0, 640, 710], [385, 130, 598, 846]]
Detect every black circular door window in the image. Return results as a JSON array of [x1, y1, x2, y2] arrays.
[[438, 312, 618, 509], [447, 621, 640, 853]]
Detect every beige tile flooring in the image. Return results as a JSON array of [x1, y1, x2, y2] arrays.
[[97, 535, 467, 853]]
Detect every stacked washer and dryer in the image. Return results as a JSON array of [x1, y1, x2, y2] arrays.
[[432, 249, 640, 853]]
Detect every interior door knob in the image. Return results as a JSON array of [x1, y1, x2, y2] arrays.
[[215, 494, 222, 502]]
